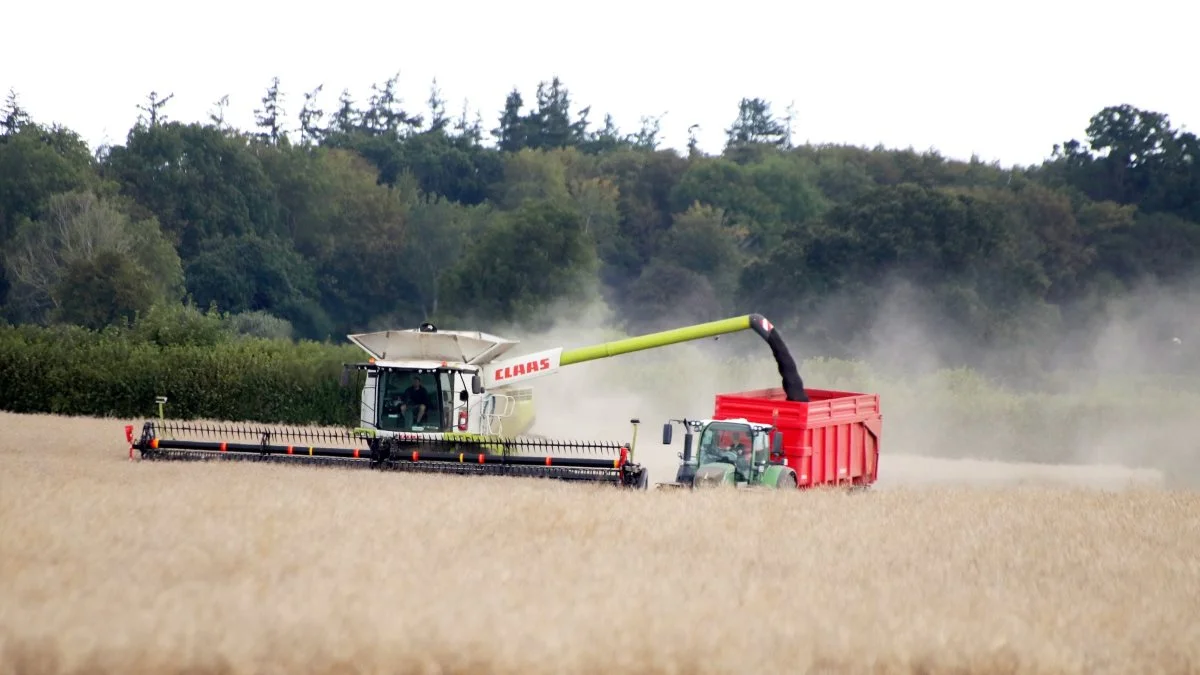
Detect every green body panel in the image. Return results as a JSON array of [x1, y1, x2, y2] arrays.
[[391, 431, 507, 453], [691, 461, 792, 489], [760, 464, 791, 488], [498, 396, 537, 437], [692, 463, 737, 488], [560, 315, 753, 366]]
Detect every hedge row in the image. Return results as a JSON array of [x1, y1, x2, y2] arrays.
[[0, 323, 363, 425]]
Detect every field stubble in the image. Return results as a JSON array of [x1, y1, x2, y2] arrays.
[[2, 413, 1200, 674]]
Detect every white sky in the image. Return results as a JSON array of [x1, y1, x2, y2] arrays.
[[3, 0, 1196, 168]]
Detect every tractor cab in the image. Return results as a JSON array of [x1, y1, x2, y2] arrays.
[[661, 417, 792, 489], [694, 421, 765, 481]]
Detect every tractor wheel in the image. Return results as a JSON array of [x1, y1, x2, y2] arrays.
[[778, 471, 798, 490]]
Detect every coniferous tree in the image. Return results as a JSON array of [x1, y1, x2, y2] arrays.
[[254, 77, 286, 145], [135, 91, 174, 128]]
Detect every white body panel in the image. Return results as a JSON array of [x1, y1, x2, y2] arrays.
[[701, 417, 773, 433], [372, 359, 479, 371], [481, 347, 564, 389], [360, 369, 379, 432], [348, 329, 518, 364]]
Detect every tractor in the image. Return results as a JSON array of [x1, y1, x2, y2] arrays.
[[659, 417, 798, 489]]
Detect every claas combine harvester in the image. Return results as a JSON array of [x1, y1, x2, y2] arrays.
[[126, 313, 881, 490]]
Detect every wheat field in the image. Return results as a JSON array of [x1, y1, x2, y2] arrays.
[[2, 411, 1199, 675]]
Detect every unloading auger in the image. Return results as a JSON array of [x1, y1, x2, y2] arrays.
[[125, 313, 806, 488]]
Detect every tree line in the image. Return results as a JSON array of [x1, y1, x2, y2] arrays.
[[1, 76, 1198, 372]]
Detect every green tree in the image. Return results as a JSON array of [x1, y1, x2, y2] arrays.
[[399, 194, 489, 320], [1, 89, 32, 135], [725, 97, 788, 159], [3, 190, 183, 325], [135, 90, 175, 128], [297, 85, 325, 146], [671, 154, 826, 254], [1047, 104, 1200, 222], [657, 202, 743, 300], [490, 77, 591, 153], [183, 233, 329, 338], [492, 88, 531, 153], [364, 72, 424, 136], [440, 199, 597, 327], [327, 89, 360, 136], [208, 94, 233, 132], [256, 146, 413, 334], [623, 260, 722, 332], [579, 113, 628, 154], [0, 116, 103, 307], [592, 148, 690, 291], [383, 131, 503, 205], [954, 181, 1093, 303], [316, 83, 502, 205], [254, 76, 287, 146], [102, 121, 283, 258], [0, 119, 100, 243], [526, 77, 589, 150], [739, 183, 1054, 351], [495, 148, 572, 209], [54, 251, 157, 330]]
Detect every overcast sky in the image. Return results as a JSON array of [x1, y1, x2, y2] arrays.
[[3, 0, 1196, 168]]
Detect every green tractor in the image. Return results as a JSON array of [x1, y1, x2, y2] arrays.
[[658, 417, 798, 489]]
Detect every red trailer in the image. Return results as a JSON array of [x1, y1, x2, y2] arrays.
[[710, 386, 882, 489]]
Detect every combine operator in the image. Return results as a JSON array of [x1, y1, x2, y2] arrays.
[[389, 374, 432, 428]]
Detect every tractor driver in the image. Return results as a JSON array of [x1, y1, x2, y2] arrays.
[[730, 440, 751, 465], [703, 437, 745, 466], [399, 374, 432, 426], [725, 440, 754, 481]]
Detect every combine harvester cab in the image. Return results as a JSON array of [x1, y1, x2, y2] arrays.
[[660, 389, 882, 490], [342, 322, 534, 440]]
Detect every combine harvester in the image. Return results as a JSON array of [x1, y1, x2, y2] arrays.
[[127, 313, 881, 490]]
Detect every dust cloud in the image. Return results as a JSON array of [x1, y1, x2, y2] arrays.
[[470, 273, 1200, 490], [836, 274, 1200, 488]]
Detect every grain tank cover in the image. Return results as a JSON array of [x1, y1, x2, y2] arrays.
[[347, 326, 519, 365]]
